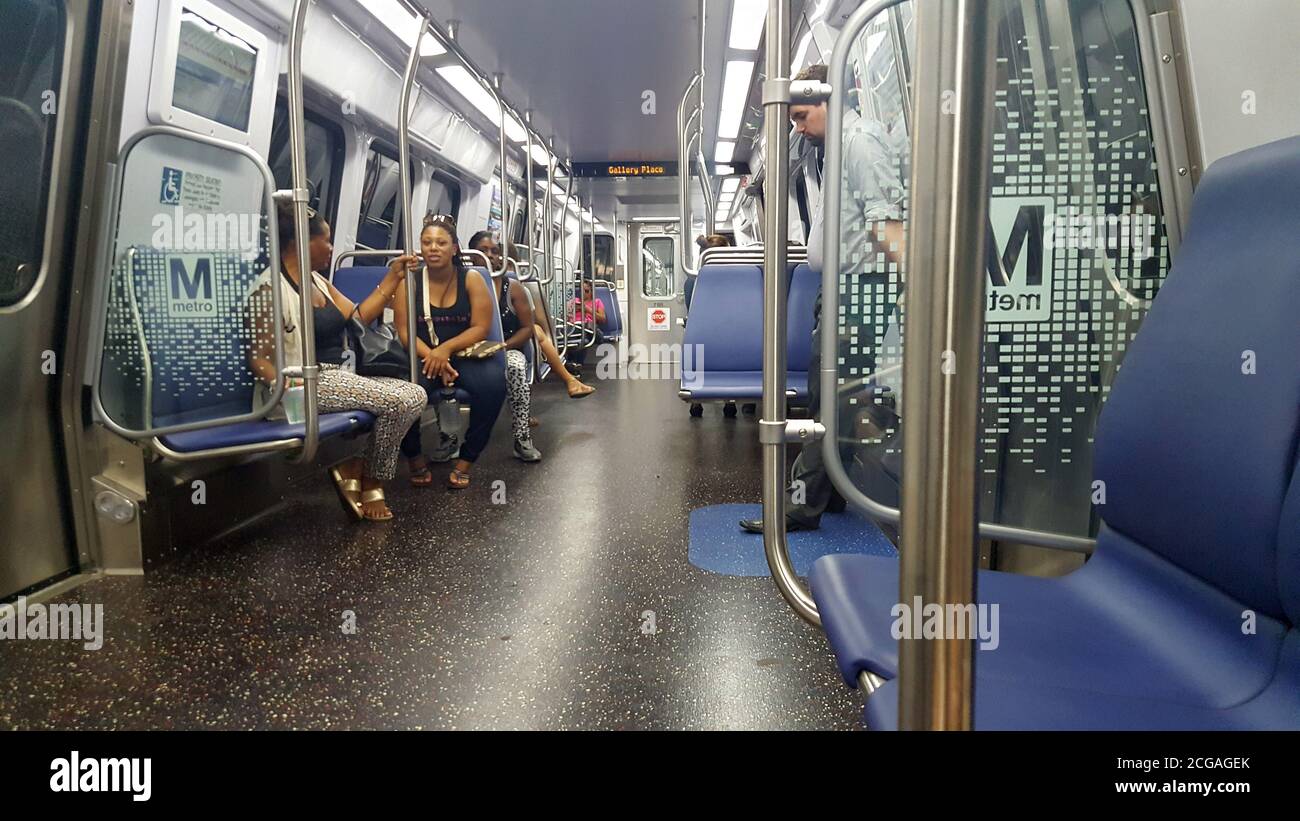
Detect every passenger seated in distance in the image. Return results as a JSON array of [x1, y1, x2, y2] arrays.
[[248, 201, 427, 522], [565, 279, 607, 369], [468, 231, 595, 399], [393, 214, 508, 489]]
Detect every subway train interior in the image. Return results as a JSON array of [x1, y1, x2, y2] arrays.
[[1, 0, 1298, 736]]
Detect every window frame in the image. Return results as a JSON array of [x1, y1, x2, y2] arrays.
[[0, 0, 67, 310], [268, 99, 345, 231]]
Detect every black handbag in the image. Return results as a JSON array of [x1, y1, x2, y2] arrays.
[[344, 308, 411, 378]]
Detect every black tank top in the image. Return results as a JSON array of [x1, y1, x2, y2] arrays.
[[498, 277, 521, 339], [283, 268, 347, 365], [415, 266, 472, 347]]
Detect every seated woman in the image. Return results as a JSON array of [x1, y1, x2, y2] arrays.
[[565, 279, 606, 369], [394, 215, 507, 489], [249, 202, 427, 522], [467, 231, 595, 399]]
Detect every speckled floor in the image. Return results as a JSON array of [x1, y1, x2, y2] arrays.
[[0, 376, 865, 730]]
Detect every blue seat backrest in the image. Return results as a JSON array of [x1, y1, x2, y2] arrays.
[[332, 265, 388, 309], [467, 266, 505, 343], [682, 264, 764, 372], [786, 263, 818, 371], [1093, 135, 1300, 625], [111, 247, 265, 428], [594, 285, 622, 337]]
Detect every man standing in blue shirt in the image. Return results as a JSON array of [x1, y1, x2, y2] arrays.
[[741, 63, 907, 533]]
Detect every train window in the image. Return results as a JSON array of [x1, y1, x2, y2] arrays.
[[426, 168, 461, 226], [356, 143, 404, 250], [833, 0, 1173, 549], [582, 235, 615, 281], [641, 236, 675, 298], [268, 101, 344, 229], [171, 9, 257, 131], [0, 0, 64, 308]]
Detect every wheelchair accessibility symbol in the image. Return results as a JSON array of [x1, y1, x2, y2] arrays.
[[160, 167, 184, 205]]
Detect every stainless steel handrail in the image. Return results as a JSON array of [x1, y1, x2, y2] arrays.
[[397, 9, 430, 385], [895, 0, 995, 732], [328, 248, 405, 283], [758, 0, 819, 626], [460, 248, 492, 270], [287, 0, 321, 463], [677, 73, 703, 277], [493, 73, 513, 278]]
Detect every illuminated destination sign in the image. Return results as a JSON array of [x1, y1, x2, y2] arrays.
[[572, 162, 677, 178], [568, 161, 751, 178]]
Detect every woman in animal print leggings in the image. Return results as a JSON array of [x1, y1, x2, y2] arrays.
[[496, 273, 542, 462]]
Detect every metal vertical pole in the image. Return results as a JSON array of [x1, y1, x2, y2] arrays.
[[759, 0, 818, 624], [397, 13, 428, 384], [524, 110, 535, 273], [494, 73, 512, 277], [897, 0, 995, 732], [287, 0, 320, 462]]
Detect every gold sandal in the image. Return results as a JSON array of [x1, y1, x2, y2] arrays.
[[567, 382, 596, 398], [330, 467, 363, 521], [359, 487, 393, 521], [448, 468, 471, 490]]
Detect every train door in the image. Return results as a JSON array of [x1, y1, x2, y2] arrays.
[[0, 0, 96, 597], [626, 222, 685, 366]]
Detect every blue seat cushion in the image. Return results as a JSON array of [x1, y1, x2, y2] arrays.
[[809, 526, 1289, 710], [159, 411, 375, 453], [862, 631, 1300, 731]]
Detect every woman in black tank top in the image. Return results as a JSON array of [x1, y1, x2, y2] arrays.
[[393, 215, 507, 489]]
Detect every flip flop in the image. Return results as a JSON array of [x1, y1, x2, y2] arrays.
[[567, 382, 596, 399], [409, 458, 434, 487], [359, 487, 393, 521], [330, 467, 363, 521], [448, 468, 471, 490]]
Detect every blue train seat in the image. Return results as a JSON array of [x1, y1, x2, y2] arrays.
[[101, 248, 377, 456], [680, 264, 764, 400], [680, 262, 814, 402], [594, 284, 622, 341], [808, 135, 1300, 729]]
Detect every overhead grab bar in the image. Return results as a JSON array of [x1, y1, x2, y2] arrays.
[[287, 0, 321, 463]]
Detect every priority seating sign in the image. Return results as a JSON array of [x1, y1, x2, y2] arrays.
[[648, 306, 670, 331]]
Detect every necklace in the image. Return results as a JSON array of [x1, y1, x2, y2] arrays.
[[429, 269, 456, 308]]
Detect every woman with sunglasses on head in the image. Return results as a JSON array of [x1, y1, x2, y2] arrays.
[[248, 201, 427, 522], [393, 214, 507, 489]]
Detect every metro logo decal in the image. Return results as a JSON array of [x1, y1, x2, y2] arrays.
[[167, 255, 217, 318], [986, 196, 1054, 322]]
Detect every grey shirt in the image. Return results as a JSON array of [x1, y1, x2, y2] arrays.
[[807, 108, 907, 274]]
